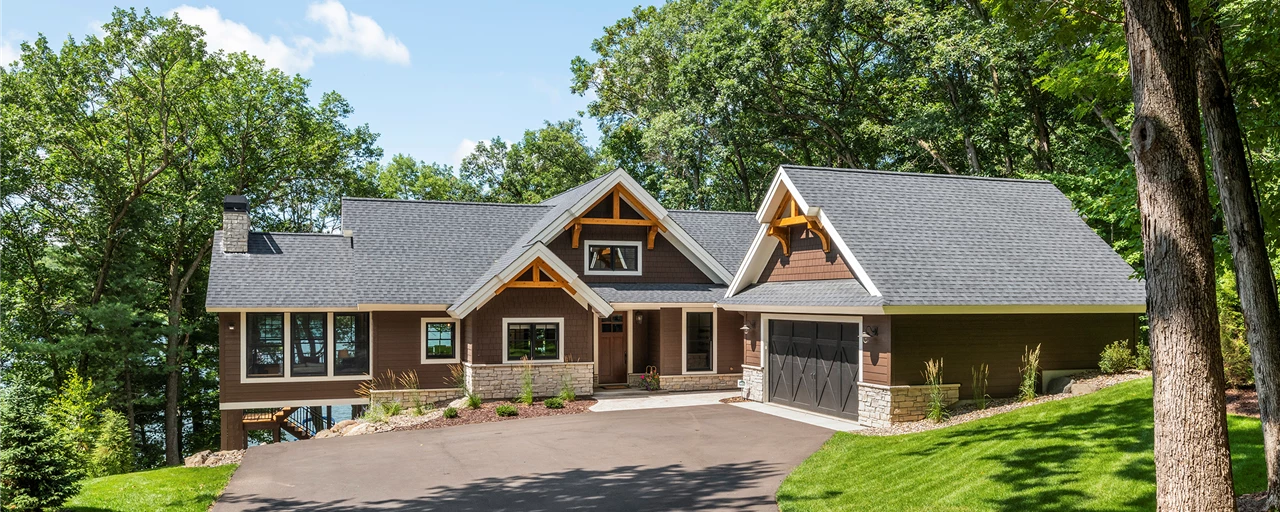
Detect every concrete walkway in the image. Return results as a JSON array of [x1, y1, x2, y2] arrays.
[[730, 401, 864, 431], [588, 390, 738, 412]]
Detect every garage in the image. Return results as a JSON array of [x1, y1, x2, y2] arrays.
[[766, 318, 861, 420]]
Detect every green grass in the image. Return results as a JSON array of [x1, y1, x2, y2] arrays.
[[778, 379, 1264, 511], [63, 465, 237, 512]]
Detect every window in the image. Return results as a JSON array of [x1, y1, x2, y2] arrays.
[[334, 313, 369, 376], [505, 319, 562, 362], [246, 313, 284, 378], [585, 241, 641, 275], [422, 320, 458, 363], [291, 313, 328, 377], [685, 311, 713, 372], [600, 314, 625, 333]]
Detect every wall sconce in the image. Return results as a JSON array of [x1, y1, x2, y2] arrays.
[[635, 312, 644, 323], [740, 319, 755, 334], [229, 321, 236, 331], [861, 326, 878, 340]]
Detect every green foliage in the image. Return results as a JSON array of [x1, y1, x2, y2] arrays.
[[90, 410, 135, 478], [361, 401, 402, 423], [458, 119, 607, 204], [638, 369, 661, 391], [1, 384, 83, 509], [922, 359, 949, 423], [558, 372, 577, 402], [409, 397, 433, 417], [544, 398, 565, 409], [64, 465, 237, 512], [518, 360, 535, 405], [1098, 340, 1137, 374], [1135, 342, 1152, 371], [971, 363, 990, 410], [443, 407, 459, 419], [495, 404, 519, 417], [1019, 344, 1041, 402], [466, 392, 483, 409], [48, 371, 107, 467]]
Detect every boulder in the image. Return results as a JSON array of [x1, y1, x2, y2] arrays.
[[332, 419, 358, 433], [345, 422, 377, 436], [184, 450, 212, 467], [1046, 376, 1074, 395]]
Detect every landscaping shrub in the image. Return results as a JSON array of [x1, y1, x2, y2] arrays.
[[466, 392, 483, 409], [443, 407, 459, 419], [1019, 344, 1041, 402], [971, 363, 989, 410], [362, 401, 402, 423], [409, 397, 433, 417], [90, 409, 134, 477], [1136, 341, 1152, 371], [923, 359, 949, 423], [48, 370, 105, 470], [558, 372, 576, 402], [638, 368, 661, 390], [496, 404, 519, 417], [0, 384, 83, 510], [1222, 331, 1255, 387], [518, 360, 535, 405], [1098, 340, 1136, 374], [544, 397, 564, 409]]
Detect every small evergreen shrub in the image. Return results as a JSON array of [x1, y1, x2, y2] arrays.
[[495, 404, 519, 417], [1019, 344, 1041, 402], [443, 407, 459, 419], [971, 363, 990, 411], [1136, 341, 1152, 371], [1, 384, 83, 510], [544, 397, 564, 409], [518, 360, 535, 405], [922, 359, 949, 423], [466, 392, 483, 409], [1098, 340, 1136, 374], [557, 372, 576, 402], [90, 409, 134, 477], [48, 370, 104, 470]]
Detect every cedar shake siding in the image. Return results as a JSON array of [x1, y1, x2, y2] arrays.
[[659, 308, 683, 374], [716, 309, 746, 374], [889, 313, 1141, 398], [218, 312, 365, 404], [466, 288, 594, 364], [758, 225, 854, 282], [631, 309, 656, 373], [371, 311, 457, 389], [861, 315, 892, 386], [647, 310, 663, 373], [548, 224, 713, 284], [743, 312, 762, 367]]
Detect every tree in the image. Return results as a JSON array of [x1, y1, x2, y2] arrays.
[[459, 119, 604, 203], [1195, 4, 1280, 504], [0, 384, 83, 510], [1120, 0, 1236, 507]]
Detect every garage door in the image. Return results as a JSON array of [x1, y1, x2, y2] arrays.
[[767, 319, 860, 420]]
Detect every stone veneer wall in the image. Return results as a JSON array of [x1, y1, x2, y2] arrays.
[[659, 373, 742, 392], [858, 383, 961, 428], [370, 388, 461, 407], [465, 362, 595, 399], [741, 366, 763, 401]]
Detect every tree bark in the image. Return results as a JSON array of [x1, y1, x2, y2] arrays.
[[1196, 11, 1280, 505], [1121, 0, 1236, 508]]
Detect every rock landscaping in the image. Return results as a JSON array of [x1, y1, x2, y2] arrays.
[[183, 449, 244, 468], [861, 370, 1150, 436], [311, 397, 597, 439]]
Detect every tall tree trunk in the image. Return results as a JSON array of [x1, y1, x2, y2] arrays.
[[1196, 11, 1280, 505], [1122, 0, 1236, 509]]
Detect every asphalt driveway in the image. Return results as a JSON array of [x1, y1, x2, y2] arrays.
[[214, 404, 834, 511]]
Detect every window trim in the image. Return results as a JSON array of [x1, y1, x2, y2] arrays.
[[420, 318, 461, 364], [681, 308, 717, 375], [290, 312, 330, 378], [583, 240, 643, 276], [333, 312, 372, 377], [245, 312, 286, 379], [501, 317, 565, 363], [239, 311, 371, 383]]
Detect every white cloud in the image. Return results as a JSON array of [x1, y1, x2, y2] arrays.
[[0, 41, 18, 67], [452, 139, 478, 167], [305, 0, 410, 65], [170, 1, 408, 74]]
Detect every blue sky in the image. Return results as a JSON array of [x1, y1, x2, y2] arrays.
[[2, 1, 652, 166]]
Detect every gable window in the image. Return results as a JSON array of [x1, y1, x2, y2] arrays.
[[291, 312, 328, 377], [585, 241, 642, 276], [422, 319, 459, 364], [246, 313, 285, 378], [334, 313, 370, 376], [684, 310, 714, 373], [504, 318, 563, 362]]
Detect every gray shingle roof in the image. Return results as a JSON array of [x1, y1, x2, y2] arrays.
[[207, 232, 356, 308], [780, 166, 1145, 306], [590, 283, 728, 304], [718, 279, 884, 307], [668, 210, 757, 274]]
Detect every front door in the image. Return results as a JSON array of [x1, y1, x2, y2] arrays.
[[598, 313, 628, 384]]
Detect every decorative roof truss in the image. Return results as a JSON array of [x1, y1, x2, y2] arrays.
[[496, 258, 577, 296], [768, 191, 830, 256], [565, 184, 668, 249]]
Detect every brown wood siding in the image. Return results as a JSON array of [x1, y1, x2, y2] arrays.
[[861, 315, 892, 386], [743, 312, 762, 367], [716, 310, 746, 374], [631, 310, 655, 373], [758, 225, 854, 282], [659, 308, 683, 374], [371, 311, 457, 389], [647, 310, 662, 373], [889, 313, 1141, 398], [466, 288, 594, 364], [218, 312, 366, 404], [547, 224, 713, 284]]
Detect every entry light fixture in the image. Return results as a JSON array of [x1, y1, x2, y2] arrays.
[[635, 313, 644, 323], [740, 319, 754, 333], [861, 326, 878, 340]]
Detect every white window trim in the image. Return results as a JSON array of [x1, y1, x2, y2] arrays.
[[583, 240, 644, 276], [502, 317, 565, 363], [681, 308, 717, 375], [239, 311, 371, 383], [421, 318, 461, 364], [758, 313, 864, 405]]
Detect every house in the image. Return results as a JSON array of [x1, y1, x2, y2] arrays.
[[207, 166, 1144, 449]]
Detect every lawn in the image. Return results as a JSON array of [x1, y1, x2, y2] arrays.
[[63, 464, 237, 512], [777, 379, 1264, 511]]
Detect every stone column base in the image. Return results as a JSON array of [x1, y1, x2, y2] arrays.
[[858, 382, 961, 428], [464, 362, 595, 399], [659, 373, 742, 392], [741, 366, 764, 401]]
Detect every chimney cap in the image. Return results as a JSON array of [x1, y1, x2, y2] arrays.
[[223, 195, 248, 212]]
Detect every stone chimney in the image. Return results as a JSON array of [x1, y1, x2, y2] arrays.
[[222, 195, 249, 253]]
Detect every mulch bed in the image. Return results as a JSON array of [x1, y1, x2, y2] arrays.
[[392, 398, 596, 432], [1226, 388, 1260, 418], [1236, 491, 1273, 512], [719, 396, 750, 404]]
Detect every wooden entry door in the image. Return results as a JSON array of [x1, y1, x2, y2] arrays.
[[598, 313, 628, 384]]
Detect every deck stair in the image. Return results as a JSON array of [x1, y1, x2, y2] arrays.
[[241, 406, 333, 441]]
